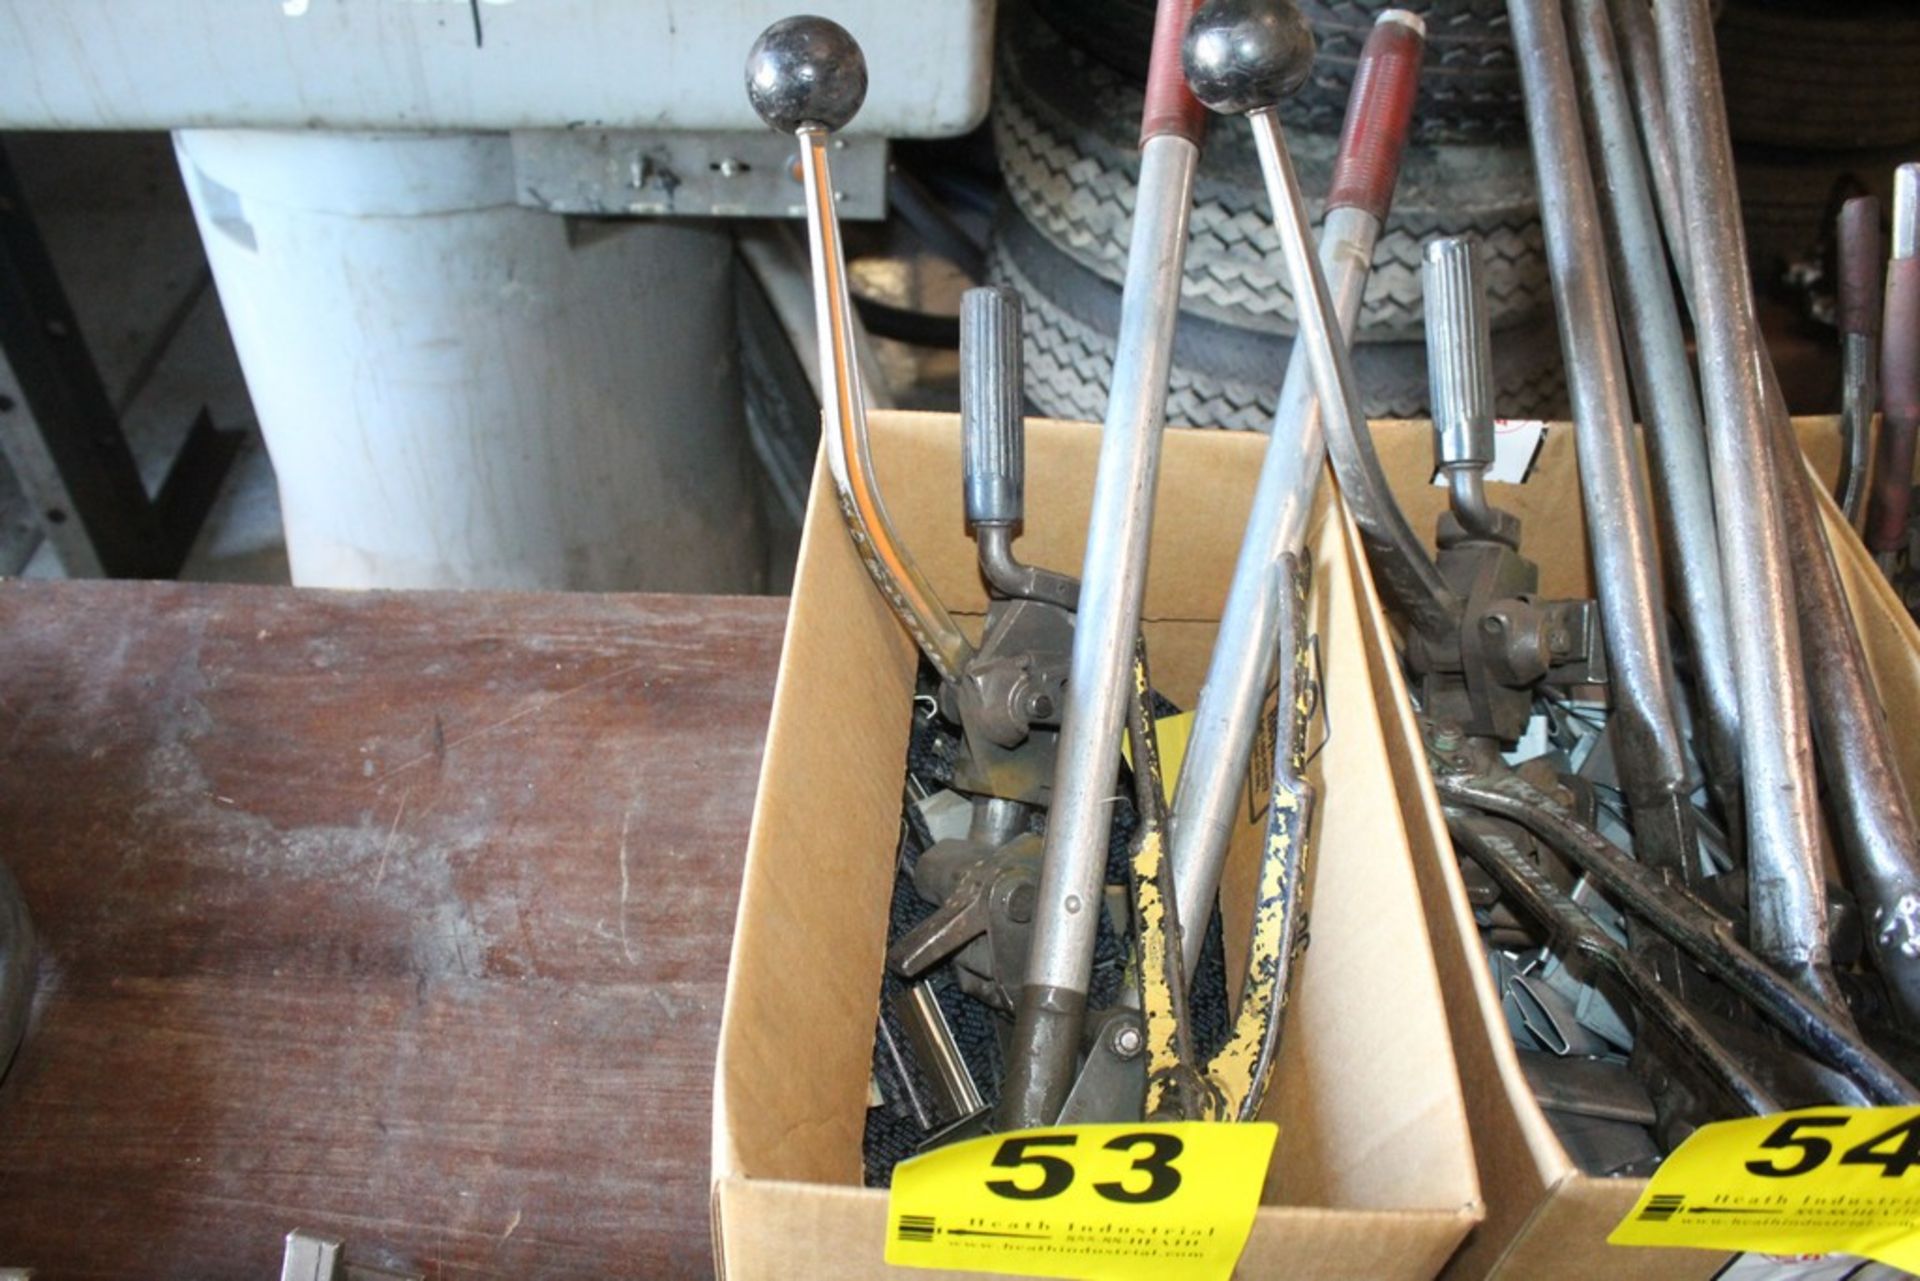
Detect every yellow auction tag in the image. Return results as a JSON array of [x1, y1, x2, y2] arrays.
[[885, 1121, 1276, 1280], [1610, 1106, 1920, 1270]]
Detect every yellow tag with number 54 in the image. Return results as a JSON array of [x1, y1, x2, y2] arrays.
[[1611, 1106, 1920, 1270], [885, 1122, 1277, 1280]]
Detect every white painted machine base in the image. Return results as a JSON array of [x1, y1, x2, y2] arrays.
[[177, 128, 764, 592]]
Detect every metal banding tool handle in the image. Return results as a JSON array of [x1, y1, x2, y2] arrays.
[[1870, 165, 1920, 565], [1165, 8, 1424, 979], [998, 0, 1207, 1133], [745, 17, 975, 684], [1510, 0, 1702, 887], [1439, 769, 1916, 1105], [1423, 236, 1499, 539], [1189, 0, 1461, 659], [1657, 0, 1842, 1009], [1566, 0, 1742, 843], [1446, 816, 1779, 1117], [1604, 0, 1691, 300], [1837, 195, 1883, 527], [1765, 370, 1920, 1032]]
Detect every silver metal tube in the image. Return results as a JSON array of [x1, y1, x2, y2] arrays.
[[1165, 203, 1379, 977], [1605, 0, 1692, 294], [1765, 375, 1920, 1030], [1248, 108, 1459, 642], [797, 127, 975, 683], [1508, 0, 1697, 868], [1657, 0, 1842, 1009], [1896, 165, 1920, 260], [1000, 134, 1200, 1130], [1842, 336, 1879, 527], [1567, 0, 1743, 834]]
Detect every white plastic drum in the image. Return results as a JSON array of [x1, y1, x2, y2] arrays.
[[176, 128, 765, 591]]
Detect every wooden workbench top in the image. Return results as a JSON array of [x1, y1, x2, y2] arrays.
[[0, 580, 787, 1279]]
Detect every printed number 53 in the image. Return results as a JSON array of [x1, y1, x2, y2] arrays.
[[986, 1133, 1184, 1204]]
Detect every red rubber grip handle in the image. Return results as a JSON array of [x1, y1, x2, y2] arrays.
[[1326, 12, 1425, 222], [1868, 255, 1920, 553], [1140, 0, 1208, 147], [1838, 195, 1885, 340]]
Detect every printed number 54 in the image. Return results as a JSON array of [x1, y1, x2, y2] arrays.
[[1746, 1115, 1920, 1179]]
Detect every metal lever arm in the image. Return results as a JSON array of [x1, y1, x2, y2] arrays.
[[1567, 0, 1743, 838], [999, 0, 1208, 1133], [1166, 7, 1424, 979], [1511, 0, 1703, 887], [746, 19, 975, 683], [1657, 0, 1842, 1009], [1434, 758, 1918, 1106], [1446, 815, 1778, 1117], [1250, 106, 1459, 642]]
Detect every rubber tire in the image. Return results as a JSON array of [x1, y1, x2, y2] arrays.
[[1027, 0, 1523, 144], [995, 4, 1550, 345], [1719, 0, 1920, 150], [989, 210, 1566, 432]]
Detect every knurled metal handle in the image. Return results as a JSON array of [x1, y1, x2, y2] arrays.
[[1423, 235, 1496, 469], [961, 286, 1025, 528], [1142, 0, 1210, 145]]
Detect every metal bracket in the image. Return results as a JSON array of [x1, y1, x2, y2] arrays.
[[280, 1230, 422, 1281], [510, 129, 888, 221], [0, 142, 241, 578]]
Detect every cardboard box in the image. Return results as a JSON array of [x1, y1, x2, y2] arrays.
[[712, 411, 1485, 1279], [1346, 417, 1920, 1279]]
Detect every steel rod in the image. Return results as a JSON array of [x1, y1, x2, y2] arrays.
[[1605, 0, 1692, 296], [1000, 0, 1208, 1131], [1166, 10, 1425, 980], [1508, 0, 1701, 880], [1438, 772, 1915, 1105], [1567, 0, 1742, 838], [1657, 0, 1842, 1009], [1447, 816, 1779, 1116], [1765, 370, 1920, 1031]]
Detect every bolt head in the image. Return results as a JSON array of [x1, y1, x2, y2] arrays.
[[1111, 1022, 1145, 1059], [745, 16, 868, 135], [1182, 0, 1316, 117]]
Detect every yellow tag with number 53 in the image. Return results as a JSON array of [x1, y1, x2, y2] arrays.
[[885, 1122, 1277, 1280], [1611, 1106, 1920, 1270]]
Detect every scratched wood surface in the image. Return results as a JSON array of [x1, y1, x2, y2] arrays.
[[0, 580, 786, 1279]]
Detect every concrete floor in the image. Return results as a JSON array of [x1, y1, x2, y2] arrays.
[[7, 130, 287, 584]]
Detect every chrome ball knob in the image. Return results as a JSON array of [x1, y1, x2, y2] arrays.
[[1182, 0, 1317, 116], [745, 15, 868, 134]]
